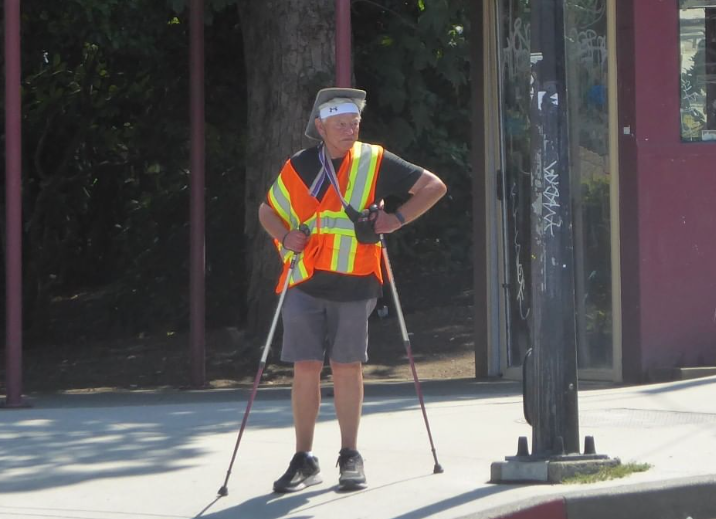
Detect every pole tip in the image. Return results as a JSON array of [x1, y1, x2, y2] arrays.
[[218, 486, 229, 497], [433, 463, 444, 474]]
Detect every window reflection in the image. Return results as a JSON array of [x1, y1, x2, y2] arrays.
[[498, 0, 614, 371], [499, 0, 533, 368], [680, 0, 716, 142], [565, 0, 613, 369]]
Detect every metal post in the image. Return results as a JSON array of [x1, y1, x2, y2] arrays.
[[3, 0, 25, 408], [335, 0, 351, 87], [189, 0, 206, 388], [492, 1, 617, 482], [528, 0, 579, 456], [470, 0, 489, 377]]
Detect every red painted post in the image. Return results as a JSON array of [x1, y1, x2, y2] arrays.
[[189, 0, 206, 388], [3, 0, 25, 408], [335, 0, 352, 87]]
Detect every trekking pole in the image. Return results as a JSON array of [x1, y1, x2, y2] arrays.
[[379, 233, 444, 474], [218, 224, 310, 497]]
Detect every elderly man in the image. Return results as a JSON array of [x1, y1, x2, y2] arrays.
[[258, 87, 446, 493]]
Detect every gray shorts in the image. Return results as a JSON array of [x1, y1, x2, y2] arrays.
[[280, 288, 377, 364]]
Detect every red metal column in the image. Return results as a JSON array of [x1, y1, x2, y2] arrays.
[[3, 0, 25, 408], [189, 0, 206, 388], [469, 0, 488, 378], [335, 0, 352, 87]]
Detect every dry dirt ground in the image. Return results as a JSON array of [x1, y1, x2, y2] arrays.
[[3, 268, 477, 394]]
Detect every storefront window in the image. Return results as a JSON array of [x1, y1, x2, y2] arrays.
[[680, 0, 716, 142], [565, 0, 613, 369], [497, 0, 613, 371]]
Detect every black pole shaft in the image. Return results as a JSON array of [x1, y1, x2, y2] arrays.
[[380, 237, 443, 473], [218, 246, 306, 495], [218, 360, 266, 495], [528, 0, 580, 457]]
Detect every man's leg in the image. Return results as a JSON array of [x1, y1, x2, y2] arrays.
[[331, 360, 367, 490], [273, 289, 328, 493], [325, 298, 374, 490], [273, 359, 324, 493], [292, 360, 323, 452], [330, 360, 363, 449]]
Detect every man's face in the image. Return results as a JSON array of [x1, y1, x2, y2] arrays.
[[315, 113, 361, 157]]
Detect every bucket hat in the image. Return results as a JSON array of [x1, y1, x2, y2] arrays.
[[305, 87, 367, 141]]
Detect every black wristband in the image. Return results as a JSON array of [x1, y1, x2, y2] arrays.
[[394, 210, 406, 225]]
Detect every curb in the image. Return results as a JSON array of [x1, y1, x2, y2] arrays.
[[461, 476, 716, 519]]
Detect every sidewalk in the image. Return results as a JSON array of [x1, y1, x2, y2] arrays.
[[1, 376, 715, 519]]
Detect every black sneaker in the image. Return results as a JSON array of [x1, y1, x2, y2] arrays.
[[336, 448, 367, 490], [273, 452, 322, 493]]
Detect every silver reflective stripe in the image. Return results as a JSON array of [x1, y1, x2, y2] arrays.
[[290, 258, 309, 284], [319, 215, 354, 233], [347, 143, 377, 208], [335, 235, 353, 272], [270, 182, 297, 228], [304, 215, 318, 235]]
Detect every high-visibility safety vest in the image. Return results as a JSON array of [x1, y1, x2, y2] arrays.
[[267, 141, 384, 293]]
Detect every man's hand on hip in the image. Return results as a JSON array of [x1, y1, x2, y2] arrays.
[[373, 209, 402, 235]]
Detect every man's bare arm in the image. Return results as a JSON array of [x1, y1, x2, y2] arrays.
[[258, 203, 308, 252], [373, 170, 447, 234]]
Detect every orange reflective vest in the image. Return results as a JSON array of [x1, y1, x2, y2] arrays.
[[267, 142, 384, 293]]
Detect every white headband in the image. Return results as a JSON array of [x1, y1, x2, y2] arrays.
[[319, 99, 360, 120]]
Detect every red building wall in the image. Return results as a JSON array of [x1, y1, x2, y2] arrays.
[[619, 0, 716, 380]]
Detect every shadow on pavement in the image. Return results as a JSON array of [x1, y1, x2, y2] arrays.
[[195, 488, 325, 519], [195, 477, 514, 519], [0, 384, 492, 494]]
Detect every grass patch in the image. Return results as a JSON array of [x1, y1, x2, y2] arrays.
[[563, 462, 652, 484]]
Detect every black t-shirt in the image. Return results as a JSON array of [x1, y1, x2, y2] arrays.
[[286, 144, 423, 301]]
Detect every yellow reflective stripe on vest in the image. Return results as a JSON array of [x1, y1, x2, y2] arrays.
[[344, 143, 379, 209], [277, 142, 380, 280], [325, 143, 379, 275], [269, 176, 299, 228], [303, 214, 318, 234], [331, 234, 359, 273], [290, 257, 309, 284], [278, 247, 293, 262], [353, 144, 380, 210], [343, 143, 363, 203], [277, 214, 319, 271], [318, 213, 354, 235]]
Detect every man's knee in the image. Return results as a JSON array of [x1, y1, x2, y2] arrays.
[[294, 360, 323, 378], [330, 360, 362, 379]]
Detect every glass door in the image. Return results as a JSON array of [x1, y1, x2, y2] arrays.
[[495, 0, 617, 375], [497, 0, 533, 371]]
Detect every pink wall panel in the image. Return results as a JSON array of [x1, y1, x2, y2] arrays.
[[630, 1, 716, 372]]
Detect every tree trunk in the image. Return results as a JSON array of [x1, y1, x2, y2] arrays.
[[238, 0, 336, 339]]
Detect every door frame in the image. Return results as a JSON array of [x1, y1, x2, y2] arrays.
[[484, 0, 623, 382]]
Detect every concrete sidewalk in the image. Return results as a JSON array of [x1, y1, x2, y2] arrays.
[[1, 376, 715, 519]]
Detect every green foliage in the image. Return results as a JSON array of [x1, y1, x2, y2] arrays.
[[14, 0, 246, 337], [9, 0, 473, 343], [353, 0, 473, 271]]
